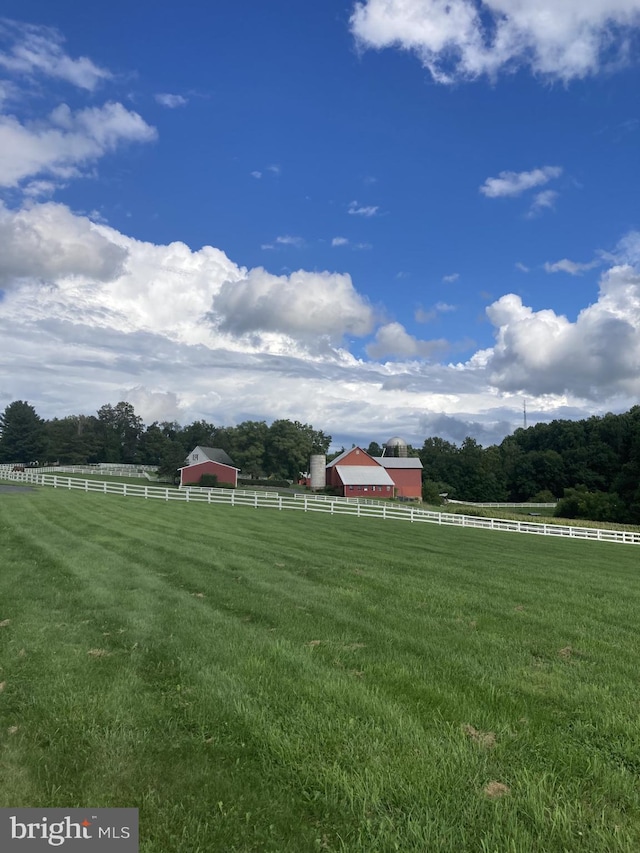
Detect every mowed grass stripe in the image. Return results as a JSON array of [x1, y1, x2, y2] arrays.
[[1, 488, 639, 852]]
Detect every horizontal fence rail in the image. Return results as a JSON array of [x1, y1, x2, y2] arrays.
[[446, 499, 557, 508], [0, 464, 156, 478], [2, 470, 639, 546]]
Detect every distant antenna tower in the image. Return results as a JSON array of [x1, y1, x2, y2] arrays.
[[523, 399, 528, 430]]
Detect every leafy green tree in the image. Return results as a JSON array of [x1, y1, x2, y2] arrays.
[[0, 401, 46, 463], [180, 420, 217, 452], [157, 440, 187, 484], [97, 402, 143, 463], [421, 479, 451, 505], [46, 415, 101, 464], [418, 437, 459, 488], [232, 421, 269, 478], [137, 422, 178, 465], [326, 447, 345, 463], [265, 420, 331, 480], [366, 441, 383, 457], [532, 490, 556, 503], [479, 444, 508, 501], [554, 486, 625, 523]]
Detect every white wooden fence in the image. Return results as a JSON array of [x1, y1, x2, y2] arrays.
[[3, 469, 639, 546], [446, 499, 557, 508], [23, 465, 156, 478]]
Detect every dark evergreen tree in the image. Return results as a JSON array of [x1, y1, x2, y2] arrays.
[[0, 401, 46, 463]]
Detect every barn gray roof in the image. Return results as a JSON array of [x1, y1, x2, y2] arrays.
[[374, 456, 423, 469], [194, 446, 236, 467], [335, 465, 395, 486]]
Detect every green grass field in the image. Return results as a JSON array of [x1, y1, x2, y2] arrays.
[[1, 486, 639, 852]]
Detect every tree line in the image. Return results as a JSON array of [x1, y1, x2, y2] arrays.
[[418, 407, 640, 523], [2, 399, 639, 522], [0, 400, 331, 482]]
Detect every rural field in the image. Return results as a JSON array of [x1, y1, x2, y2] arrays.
[[1, 486, 639, 852]]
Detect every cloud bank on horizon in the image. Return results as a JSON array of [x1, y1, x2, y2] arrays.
[[1, 8, 640, 449]]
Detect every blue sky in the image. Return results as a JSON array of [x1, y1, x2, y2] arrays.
[[1, 0, 640, 449]]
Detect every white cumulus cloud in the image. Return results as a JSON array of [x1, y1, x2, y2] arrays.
[[366, 322, 448, 359], [0, 19, 112, 90], [275, 235, 305, 248], [0, 201, 127, 286], [0, 101, 156, 188], [155, 93, 188, 108], [351, 0, 640, 83], [348, 200, 379, 217], [214, 267, 375, 342], [544, 258, 599, 275], [480, 166, 562, 198], [485, 263, 640, 398], [527, 189, 559, 216]]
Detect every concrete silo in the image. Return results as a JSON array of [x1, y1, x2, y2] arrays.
[[309, 454, 326, 490]]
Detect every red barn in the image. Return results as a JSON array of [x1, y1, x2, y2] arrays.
[[374, 456, 423, 499], [325, 446, 423, 499], [326, 447, 395, 496], [179, 446, 239, 488]]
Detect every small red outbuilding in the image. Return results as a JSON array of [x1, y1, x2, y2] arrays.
[[179, 446, 239, 488]]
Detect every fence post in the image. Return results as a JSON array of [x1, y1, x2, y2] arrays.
[[304, 496, 308, 512], [144, 486, 148, 499], [255, 494, 258, 509], [383, 504, 387, 520], [85, 479, 88, 492], [53, 476, 57, 489], [411, 508, 414, 523], [186, 490, 189, 502], [165, 488, 169, 501], [123, 484, 127, 497], [279, 496, 283, 511], [103, 481, 107, 494]]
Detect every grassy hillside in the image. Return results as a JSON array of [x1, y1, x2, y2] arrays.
[[1, 487, 639, 852]]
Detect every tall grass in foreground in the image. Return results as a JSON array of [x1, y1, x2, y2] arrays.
[[1, 487, 639, 852]]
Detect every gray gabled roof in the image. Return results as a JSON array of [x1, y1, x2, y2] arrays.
[[194, 446, 236, 467], [335, 465, 395, 486], [374, 456, 423, 469]]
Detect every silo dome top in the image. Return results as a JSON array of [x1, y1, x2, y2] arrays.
[[386, 436, 407, 447]]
